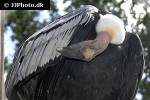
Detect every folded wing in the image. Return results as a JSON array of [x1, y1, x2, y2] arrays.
[[5, 5, 99, 98]]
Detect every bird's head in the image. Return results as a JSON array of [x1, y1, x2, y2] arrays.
[[96, 14, 125, 45], [58, 12, 126, 61]]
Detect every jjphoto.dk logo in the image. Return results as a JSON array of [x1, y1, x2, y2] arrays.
[[1, 0, 50, 10], [4, 2, 44, 8]]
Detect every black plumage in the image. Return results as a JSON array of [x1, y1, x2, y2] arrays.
[[5, 5, 144, 100]]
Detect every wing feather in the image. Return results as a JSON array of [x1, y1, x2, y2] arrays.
[[36, 43, 47, 67]]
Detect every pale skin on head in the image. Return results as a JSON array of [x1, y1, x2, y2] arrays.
[[57, 31, 112, 61], [57, 14, 125, 61], [82, 31, 112, 61]]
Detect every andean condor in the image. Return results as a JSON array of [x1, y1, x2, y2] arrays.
[[5, 5, 144, 100]]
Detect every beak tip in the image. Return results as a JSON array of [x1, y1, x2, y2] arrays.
[[57, 47, 63, 52]]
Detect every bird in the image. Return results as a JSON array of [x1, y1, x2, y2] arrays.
[[5, 5, 144, 100]]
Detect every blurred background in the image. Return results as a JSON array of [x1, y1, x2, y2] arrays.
[[4, 0, 150, 100]]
